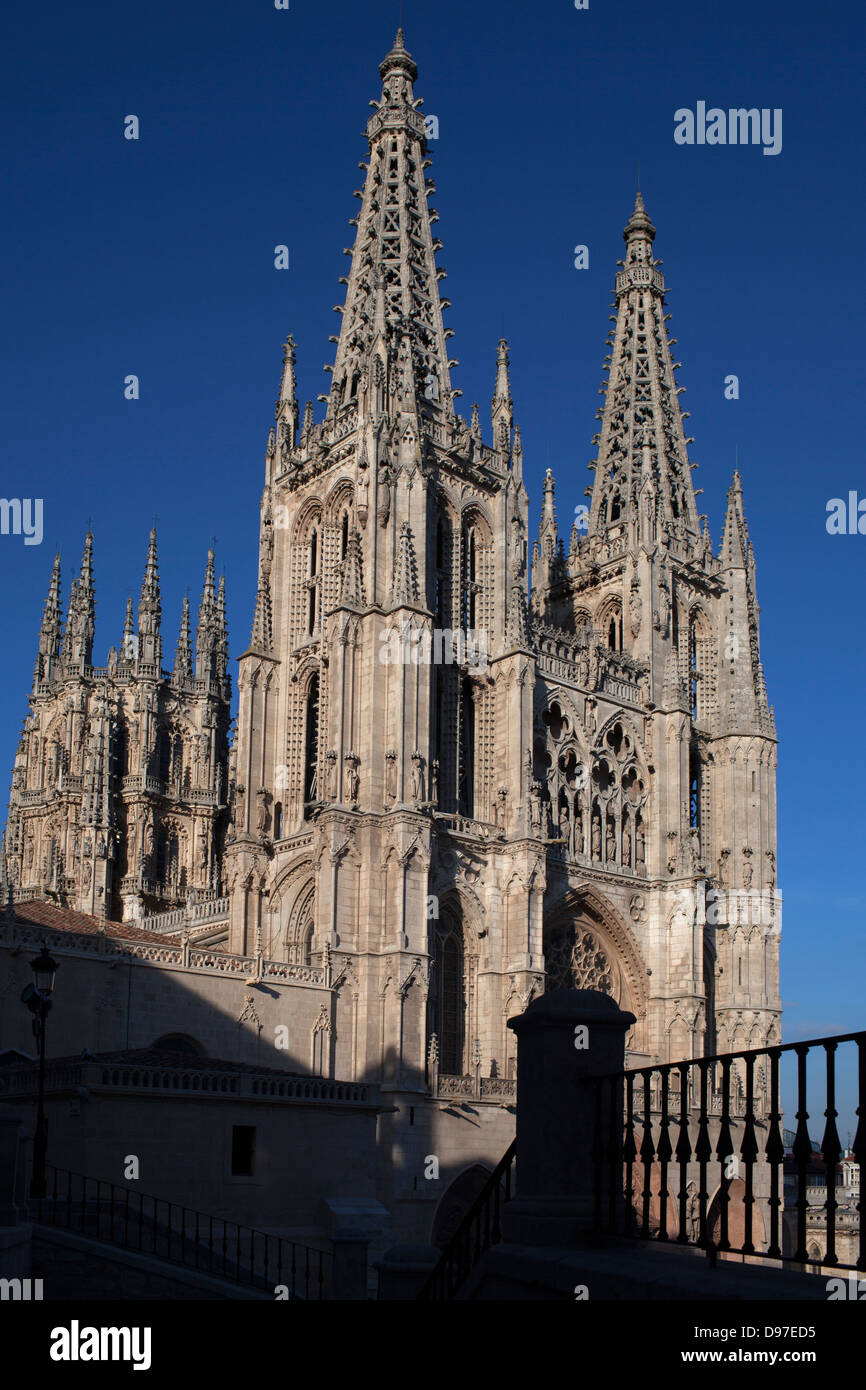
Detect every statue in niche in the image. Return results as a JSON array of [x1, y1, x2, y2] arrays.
[[656, 576, 670, 636], [742, 851, 753, 889], [577, 649, 590, 688], [606, 822, 617, 862], [198, 832, 208, 870], [256, 789, 269, 833], [326, 751, 338, 800], [344, 757, 359, 804], [430, 760, 440, 807], [510, 517, 524, 576], [356, 458, 369, 524], [385, 750, 397, 801], [82, 859, 92, 887], [592, 816, 602, 859], [718, 849, 730, 886], [25, 837, 34, 868], [622, 828, 632, 867], [636, 825, 646, 865], [688, 827, 701, 872], [410, 754, 423, 802], [629, 585, 642, 638], [529, 780, 541, 833], [377, 466, 391, 528], [496, 787, 507, 830]]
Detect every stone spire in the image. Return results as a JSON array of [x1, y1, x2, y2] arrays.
[[196, 549, 217, 681], [250, 564, 273, 654], [539, 469, 558, 555], [491, 338, 513, 452], [64, 532, 95, 668], [137, 528, 162, 668], [340, 527, 366, 607], [327, 30, 456, 421], [718, 472, 770, 734], [215, 573, 229, 682], [173, 596, 192, 682], [390, 521, 420, 606], [512, 423, 524, 485], [122, 597, 134, 662], [276, 333, 299, 449], [34, 553, 62, 687], [720, 470, 748, 567], [587, 192, 701, 548]]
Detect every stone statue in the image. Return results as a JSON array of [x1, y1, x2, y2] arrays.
[[326, 751, 338, 800], [256, 789, 269, 833], [385, 750, 397, 800], [592, 817, 601, 858], [430, 760, 440, 807]]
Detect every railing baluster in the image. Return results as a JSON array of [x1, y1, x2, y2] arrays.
[[740, 1053, 758, 1254], [695, 1060, 712, 1249], [607, 1074, 619, 1235], [675, 1060, 692, 1244], [765, 1048, 784, 1259], [657, 1068, 672, 1242], [715, 1056, 733, 1252], [623, 1072, 636, 1237], [792, 1044, 813, 1263], [639, 1071, 654, 1238], [820, 1041, 842, 1267]]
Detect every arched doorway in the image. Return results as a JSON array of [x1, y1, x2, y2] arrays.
[[431, 1163, 492, 1248]]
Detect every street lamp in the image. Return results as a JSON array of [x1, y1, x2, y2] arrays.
[[21, 946, 59, 1199]]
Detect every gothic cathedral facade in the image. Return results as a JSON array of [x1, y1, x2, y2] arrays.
[[5, 30, 781, 1091]]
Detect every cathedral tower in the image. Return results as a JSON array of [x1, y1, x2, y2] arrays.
[[225, 35, 781, 1106], [5, 534, 232, 920]]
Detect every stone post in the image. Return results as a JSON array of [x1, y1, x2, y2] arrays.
[[502, 988, 635, 1247], [331, 1228, 371, 1300], [0, 1109, 22, 1225]]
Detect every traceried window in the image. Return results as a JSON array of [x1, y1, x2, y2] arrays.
[[432, 913, 465, 1075], [303, 674, 320, 810], [307, 528, 321, 636]]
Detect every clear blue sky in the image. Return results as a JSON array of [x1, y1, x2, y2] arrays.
[[2, 0, 863, 1125]]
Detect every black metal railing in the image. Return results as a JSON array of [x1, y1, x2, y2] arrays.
[[29, 1164, 332, 1298], [592, 1030, 865, 1273], [417, 1141, 516, 1300]]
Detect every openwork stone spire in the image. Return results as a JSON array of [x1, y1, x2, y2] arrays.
[[64, 532, 95, 668], [196, 549, 217, 680], [327, 29, 456, 421], [137, 528, 162, 667], [34, 553, 62, 686], [173, 596, 193, 682], [587, 192, 700, 549]]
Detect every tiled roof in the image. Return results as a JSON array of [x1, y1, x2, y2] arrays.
[[9, 899, 180, 944]]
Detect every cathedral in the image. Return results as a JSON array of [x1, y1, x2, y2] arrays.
[[3, 28, 781, 1113]]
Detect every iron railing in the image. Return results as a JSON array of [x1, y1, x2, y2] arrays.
[[592, 1030, 865, 1272], [417, 1141, 516, 1299], [29, 1164, 332, 1297]]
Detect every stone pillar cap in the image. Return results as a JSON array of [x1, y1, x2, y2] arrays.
[[508, 987, 636, 1032]]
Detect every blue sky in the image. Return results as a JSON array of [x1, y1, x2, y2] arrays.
[[2, 0, 863, 1122]]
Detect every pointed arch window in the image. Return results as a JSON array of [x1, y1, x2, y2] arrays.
[[606, 605, 623, 653], [307, 528, 320, 636], [459, 677, 475, 817], [303, 673, 320, 810], [433, 913, 465, 1076], [688, 612, 712, 724]]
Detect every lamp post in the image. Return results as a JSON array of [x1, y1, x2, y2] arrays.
[[21, 946, 58, 1199]]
